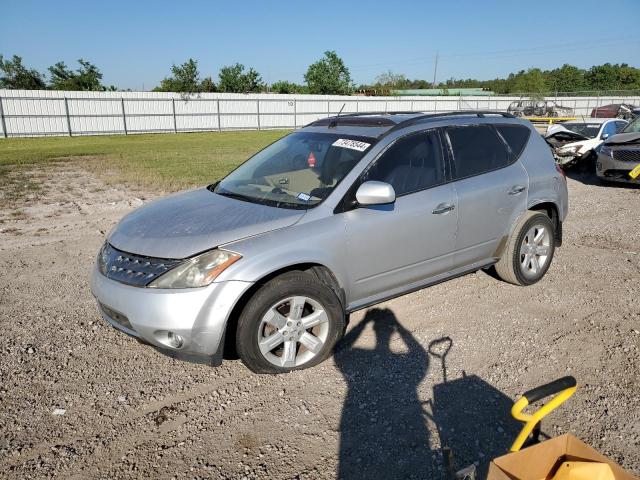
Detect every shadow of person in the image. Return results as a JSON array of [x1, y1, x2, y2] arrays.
[[335, 308, 432, 479], [426, 338, 522, 478]]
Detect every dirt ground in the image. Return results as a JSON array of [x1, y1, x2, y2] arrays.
[[1, 162, 638, 479]]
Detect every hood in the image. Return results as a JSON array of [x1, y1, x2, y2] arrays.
[[544, 128, 591, 149], [544, 128, 590, 142], [604, 132, 640, 145], [108, 188, 305, 259]]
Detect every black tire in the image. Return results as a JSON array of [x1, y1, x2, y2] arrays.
[[236, 271, 345, 374], [494, 211, 556, 286]]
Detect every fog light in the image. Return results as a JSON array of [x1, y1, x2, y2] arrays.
[[596, 161, 602, 171], [167, 332, 184, 349]]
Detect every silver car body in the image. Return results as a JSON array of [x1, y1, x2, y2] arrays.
[[595, 131, 640, 184], [91, 112, 568, 365]]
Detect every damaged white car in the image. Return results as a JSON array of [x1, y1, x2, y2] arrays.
[[544, 118, 628, 168]]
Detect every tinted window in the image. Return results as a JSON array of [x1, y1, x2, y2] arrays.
[[447, 125, 511, 179], [363, 130, 445, 196], [495, 124, 531, 159]]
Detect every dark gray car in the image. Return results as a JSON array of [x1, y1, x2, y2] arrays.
[[596, 116, 640, 184], [91, 111, 568, 373]]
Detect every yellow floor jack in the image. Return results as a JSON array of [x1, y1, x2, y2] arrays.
[[427, 338, 578, 480], [445, 374, 577, 480]]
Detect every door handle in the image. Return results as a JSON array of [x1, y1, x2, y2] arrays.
[[508, 185, 526, 195], [432, 203, 455, 215]]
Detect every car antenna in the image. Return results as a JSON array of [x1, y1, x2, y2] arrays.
[[329, 103, 346, 128]]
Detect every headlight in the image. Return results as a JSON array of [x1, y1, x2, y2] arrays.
[[559, 145, 582, 155], [148, 249, 241, 289], [599, 145, 613, 158], [97, 242, 110, 275]]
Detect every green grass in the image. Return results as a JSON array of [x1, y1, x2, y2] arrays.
[[0, 130, 290, 190]]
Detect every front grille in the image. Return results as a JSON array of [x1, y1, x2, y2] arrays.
[[100, 243, 183, 287], [99, 302, 134, 331], [613, 149, 640, 163]]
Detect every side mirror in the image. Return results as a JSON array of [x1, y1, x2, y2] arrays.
[[601, 133, 610, 140], [355, 181, 396, 206]]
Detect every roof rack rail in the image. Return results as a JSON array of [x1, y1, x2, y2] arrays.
[[306, 110, 515, 129]]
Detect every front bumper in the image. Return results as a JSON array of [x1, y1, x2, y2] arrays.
[[90, 265, 252, 365], [596, 153, 639, 184]]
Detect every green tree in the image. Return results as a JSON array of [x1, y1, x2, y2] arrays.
[[0, 55, 47, 89], [155, 58, 201, 93], [270, 80, 303, 94], [585, 63, 640, 91], [304, 51, 353, 95], [48, 59, 105, 91], [218, 63, 263, 93], [199, 76, 217, 92], [544, 64, 585, 93], [374, 70, 409, 89], [512, 68, 547, 95]]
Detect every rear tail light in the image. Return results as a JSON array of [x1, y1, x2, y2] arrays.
[[555, 164, 566, 178]]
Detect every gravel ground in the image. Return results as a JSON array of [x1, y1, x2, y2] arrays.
[[0, 163, 638, 479]]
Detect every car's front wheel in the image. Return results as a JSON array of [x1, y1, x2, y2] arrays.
[[494, 211, 556, 286], [236, 271, 345, 374]]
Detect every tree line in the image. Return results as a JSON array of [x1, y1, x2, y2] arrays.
[[365, 64, 640, 95], [1, 52, 639, 95], [0, 51, 353, 95]]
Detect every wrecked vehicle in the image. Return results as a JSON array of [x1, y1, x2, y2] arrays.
[[508, 100, 573, 118], [591, 103, 638, 120], [544, 118, 628, 168], [596, 116, 640, 184]]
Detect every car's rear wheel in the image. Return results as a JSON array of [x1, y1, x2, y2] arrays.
[[494, 211, 556, 286], [236, 271, 345, 374]]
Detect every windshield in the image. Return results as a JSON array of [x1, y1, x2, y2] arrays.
[[215, 131, 374, 209], [622, 117, 640, 133], [562, 123, 601, 138]]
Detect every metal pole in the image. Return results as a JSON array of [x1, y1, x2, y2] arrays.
[[327, 100, 330, 117], [64, 98, 72, 137], [410, 100, 414, 112], [293, 99, 297, 129], [172, 99, 177, 133], [217, 99, 222, 132], [0, 96, 7, 138], [256, 99, 261, 130], [121, 98, 128, 134]]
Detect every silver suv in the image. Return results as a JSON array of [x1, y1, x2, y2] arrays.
[[91, 111, 568, 373]]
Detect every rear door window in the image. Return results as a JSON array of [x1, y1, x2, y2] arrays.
[[446, 125, 511, 180], [495, 124, 531, 159]]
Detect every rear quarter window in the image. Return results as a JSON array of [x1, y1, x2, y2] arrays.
[[494, 124, 531, 160]]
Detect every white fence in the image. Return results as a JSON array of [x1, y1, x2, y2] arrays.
[[1, 89, 639, 138]]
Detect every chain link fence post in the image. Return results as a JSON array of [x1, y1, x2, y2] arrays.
[[121, 98, 128, 134], [0, 96, 7, 138], [217, 99, 222, 132], [172, 98, 177, 133], [293, 99, 297, 129], [256, 99, 261, 130], [64, 97, 72, 136]]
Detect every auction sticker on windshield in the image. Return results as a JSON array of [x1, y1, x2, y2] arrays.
[[332, 138, 371, 152]]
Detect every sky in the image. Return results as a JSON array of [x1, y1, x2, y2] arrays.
[[2, 0, 640, 91]]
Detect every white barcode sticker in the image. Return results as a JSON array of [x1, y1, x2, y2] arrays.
[[332, 138, 371, 152]]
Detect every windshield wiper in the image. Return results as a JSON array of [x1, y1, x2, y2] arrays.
[[215, 189, 259, 204]]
